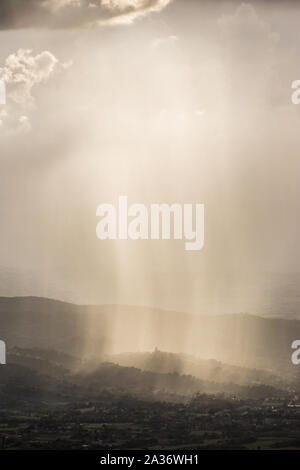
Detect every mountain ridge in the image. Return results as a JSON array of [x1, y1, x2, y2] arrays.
[[0, 296, 298, 374]]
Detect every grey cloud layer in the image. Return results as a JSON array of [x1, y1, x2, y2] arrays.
[[0, 0, 172, 29]]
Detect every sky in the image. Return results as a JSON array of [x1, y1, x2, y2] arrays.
[[0, 0, 300, 315]]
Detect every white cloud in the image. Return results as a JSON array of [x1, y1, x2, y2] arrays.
[[0, 49, 69, 134], [0, 49, 58, 106]]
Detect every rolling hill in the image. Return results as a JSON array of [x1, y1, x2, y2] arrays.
[[0, 296, 299, 375]]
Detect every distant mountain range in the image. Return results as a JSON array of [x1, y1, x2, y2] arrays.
[[1, 269, 300, 318], [0, 296, 299, 378]]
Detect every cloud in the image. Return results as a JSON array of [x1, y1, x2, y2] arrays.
[[219, 3, 279, 63], [218, 3, 280, 107], [0, 49, 58, 106], [0, 0, 173, 29], [0, 49, 68, 133], [151, 34, 178, 49]]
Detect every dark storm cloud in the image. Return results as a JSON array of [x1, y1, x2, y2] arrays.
[[0, 0, 173, 29]]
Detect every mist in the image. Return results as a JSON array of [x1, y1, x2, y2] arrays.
[[1, 0, 300, 319]]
